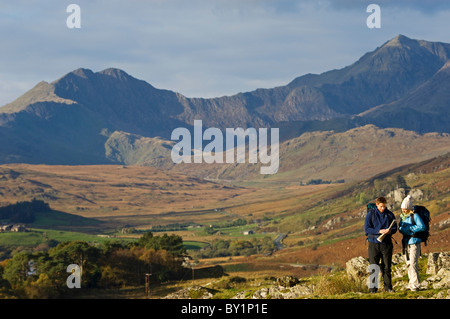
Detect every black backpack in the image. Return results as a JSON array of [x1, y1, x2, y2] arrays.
[[410, 205, 431, 246], [365, 203, 377, 237]]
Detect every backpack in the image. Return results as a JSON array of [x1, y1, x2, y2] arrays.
[[365, 203, 377, 237], [367, 203, 377, 213], [411, 205, 431, 246]]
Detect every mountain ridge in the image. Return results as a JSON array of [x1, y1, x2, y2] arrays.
[[1, 34, 450, 169], [3, 34, 450, 128]]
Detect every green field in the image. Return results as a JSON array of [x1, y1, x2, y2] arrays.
[[0, 228, 131, 247], [0, 229, 214, 253], [32, 210, 101, 228], [183, 241, 209, 250]]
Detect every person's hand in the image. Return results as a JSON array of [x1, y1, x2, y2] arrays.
[[379, 228, 389, 234]]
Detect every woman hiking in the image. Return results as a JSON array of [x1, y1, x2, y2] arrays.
[[399, 195, 427, 291]]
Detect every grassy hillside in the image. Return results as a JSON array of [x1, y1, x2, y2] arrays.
[[236, 152, 450, 274]]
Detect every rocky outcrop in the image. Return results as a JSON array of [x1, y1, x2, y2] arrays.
[[427, 252, 450, 275], [163, 285, 214, 299], [232, 280, 313, 299], [346, 256, 370, 281], [425, 252, 450, 290], [276, 275, 300, 287], [164, 252, 450, 299], [346, 251, 450, 295], [386, 188, 423, 205], [438, 218, 450, 230]]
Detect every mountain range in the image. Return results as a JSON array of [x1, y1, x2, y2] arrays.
[[1, 34, 450, 175]]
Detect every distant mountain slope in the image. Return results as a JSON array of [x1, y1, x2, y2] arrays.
[[287, 35, 450, 115], [167, 125, 450, 182], [358, 60, 450, 132], [101, 123, 450, 183], [1, 35, 450, 167], [0, 68, 188, 164], [105, 131, 175, 167]]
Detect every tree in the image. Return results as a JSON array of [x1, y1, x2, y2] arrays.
[[213, 239, 230, 251], [24, 273, 56, 299], [136, 247, 184, 282], [137, 232, 186, 256], [99, 248, 144, 287], [49, 241, 101, 288], [229, 240, 254, 256], [137, 232, 154, 247], [3, 251, 33, 288]]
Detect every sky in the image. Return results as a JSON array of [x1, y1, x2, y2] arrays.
[[1, 0, 450, 107]]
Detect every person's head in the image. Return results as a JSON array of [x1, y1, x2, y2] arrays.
[[401, 195, 413, 214], [375, 196, 387, 213]]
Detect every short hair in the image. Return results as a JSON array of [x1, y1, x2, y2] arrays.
[[376, 196, 387, 204]]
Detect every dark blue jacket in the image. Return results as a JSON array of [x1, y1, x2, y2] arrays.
[[364, 207, 397, 243]]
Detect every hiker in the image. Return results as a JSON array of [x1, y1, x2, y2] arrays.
[[364, 196, 397, 292], [399, 195, 426, 292]]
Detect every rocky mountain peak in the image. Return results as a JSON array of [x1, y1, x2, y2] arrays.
[[70, 68, 95, 79], [383, 34, 416, 48], [98, 68, 132, 81]]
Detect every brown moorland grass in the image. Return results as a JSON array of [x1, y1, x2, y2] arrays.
[[0, 164, 329, 230], [1, 160, 449, 282]]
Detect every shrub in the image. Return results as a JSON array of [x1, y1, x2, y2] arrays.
[[313, 271, 367, 296]]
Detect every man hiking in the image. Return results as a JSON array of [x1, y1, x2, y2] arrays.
[[364, 196, 397, 292]]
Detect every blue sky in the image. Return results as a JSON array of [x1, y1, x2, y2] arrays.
[[1, 0, 450, 106]]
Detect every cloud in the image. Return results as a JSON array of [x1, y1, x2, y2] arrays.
[[0, 0, 450, 106], [327, 0, 450, 13]]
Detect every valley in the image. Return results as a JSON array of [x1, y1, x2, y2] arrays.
[[1, 148, 449, 283]]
